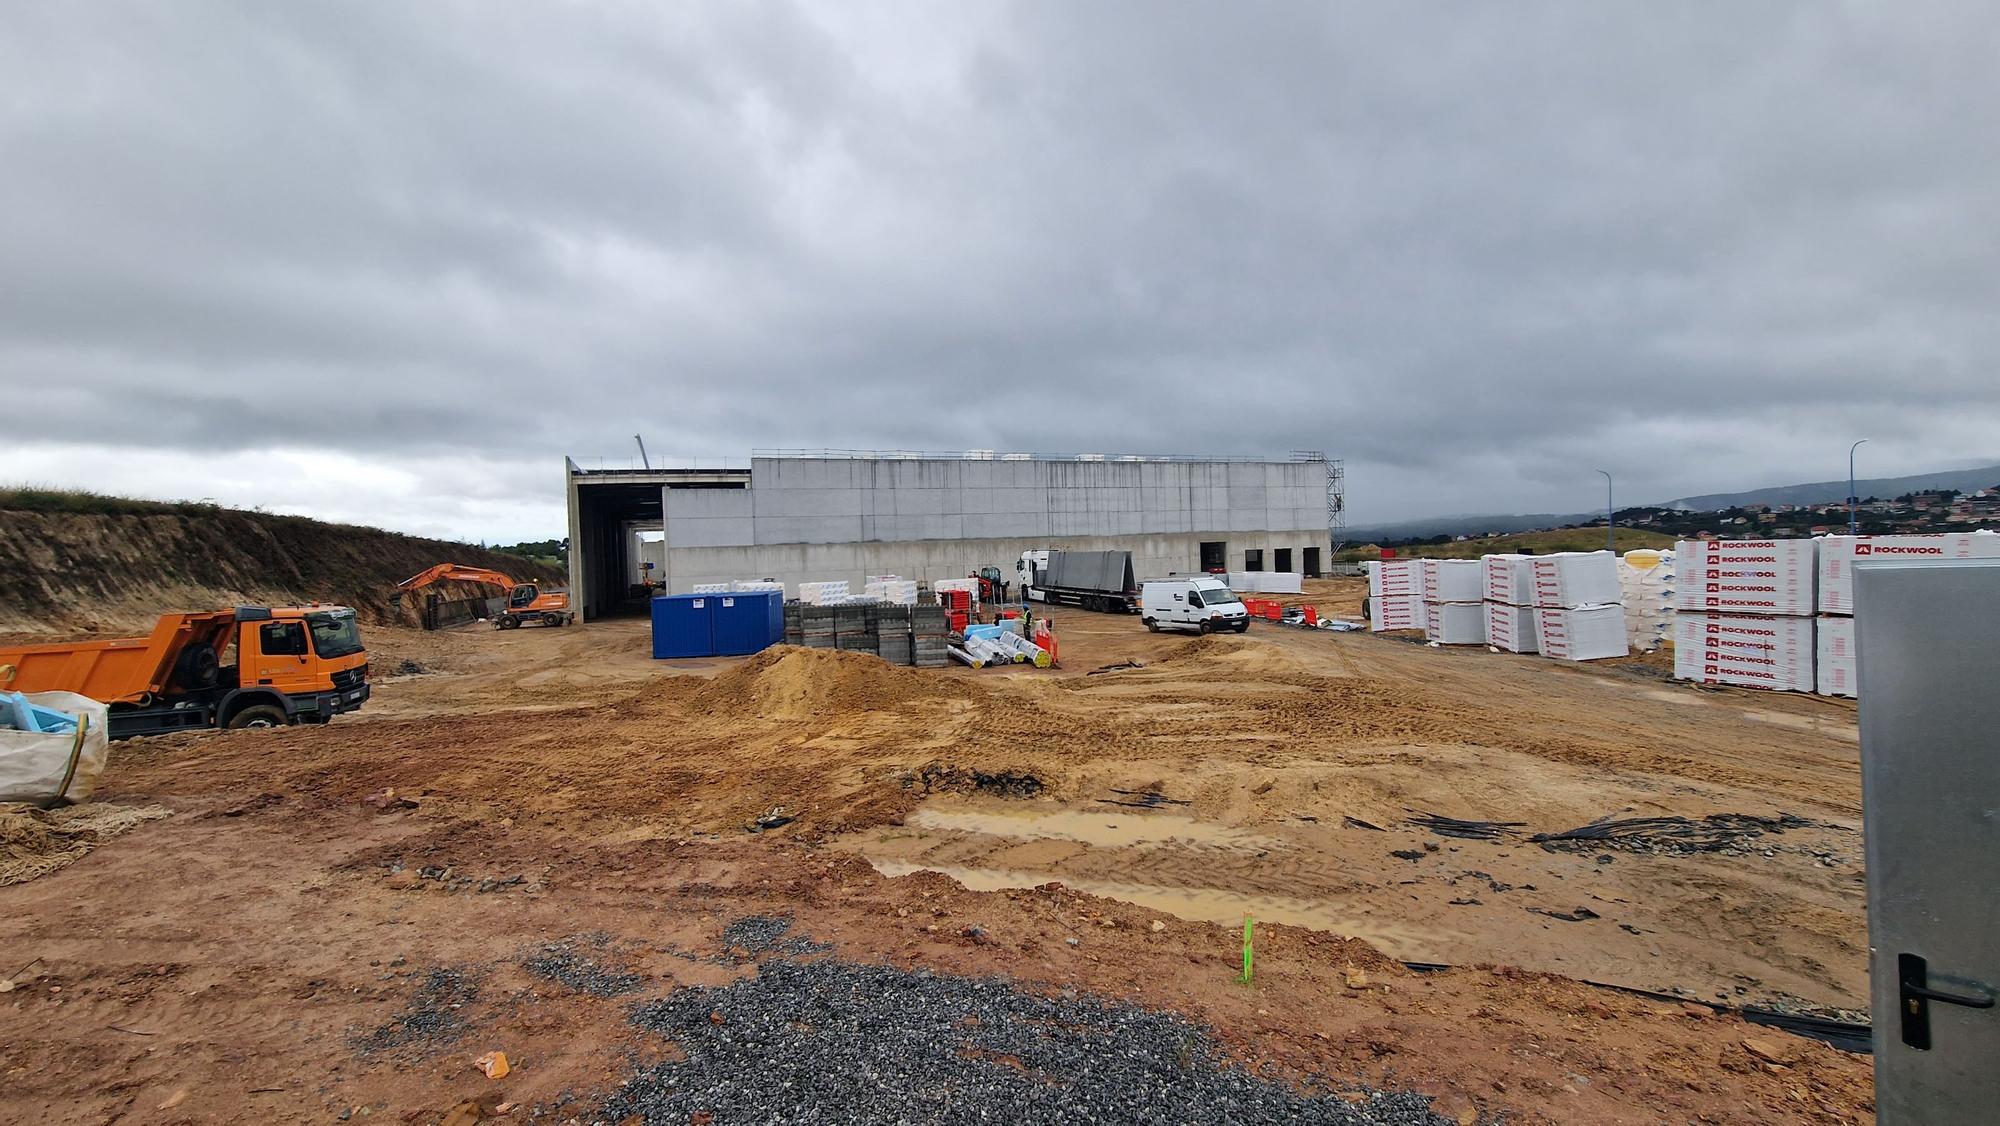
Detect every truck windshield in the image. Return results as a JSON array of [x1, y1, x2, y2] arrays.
[[306, 610, 365, 659]]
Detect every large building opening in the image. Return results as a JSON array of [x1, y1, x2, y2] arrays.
[[1199, 541, 1227, 572], [566, 461, 750, 621], [1303, 546, 1322, 577], [1274, 548, 1293, 573], [1244, 548, 1264, 571]]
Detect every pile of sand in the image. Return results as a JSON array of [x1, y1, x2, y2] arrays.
[[1, 802, 172, 887], [688, 646, 975, 723]]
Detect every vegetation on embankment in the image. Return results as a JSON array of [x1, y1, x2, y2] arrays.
[[0, 488, 564, 635], [1336, 527, 1675, 563]]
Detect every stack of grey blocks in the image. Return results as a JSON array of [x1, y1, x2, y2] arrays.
[[834, 604, 877, 654], [802, 605, 836, 649], [782, 602, 804, 646], [877, 605, 914, 666], [912, 605, 949, 668]]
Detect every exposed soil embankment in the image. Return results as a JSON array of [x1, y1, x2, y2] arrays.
[[0, 504, 562, 635]]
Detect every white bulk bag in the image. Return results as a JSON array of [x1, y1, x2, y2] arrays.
[[0, 691, 112, 805]]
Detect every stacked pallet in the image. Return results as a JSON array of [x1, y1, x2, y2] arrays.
[[1615, 550, 1675, 650], [732, 580, 785, 595], [876, 605, 914, 665], [1813, 533, 2000, 697], [801, 604, 836, 649], [691, 582, 730, 595], [1421, 560, 1486, 644], [1367, 559, 1425, 632], [799, 581, 851, 606], [1671, 540, 1815, 692], [1524, 553, 1627, 662], [1481, 555, 1537, 653], [863, 577, 920, 605], [912, 605, 950, 668]]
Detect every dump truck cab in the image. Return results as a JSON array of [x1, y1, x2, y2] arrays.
[[0, 605, 371, 739]]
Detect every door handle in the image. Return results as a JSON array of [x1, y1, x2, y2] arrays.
[[1899, 953, 1996, 1050]]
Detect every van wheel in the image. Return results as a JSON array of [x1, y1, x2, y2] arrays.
[[1197, 620, 1212, 635], [227, 705, 289, 730], [1144, 618, 1159, 633]]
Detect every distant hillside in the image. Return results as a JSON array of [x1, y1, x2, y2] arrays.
[[1662, 463, 2000, 511], [1337, 528, 1673, 563], [0, 488, 564, 635], [1347, 512, 1595, 543]]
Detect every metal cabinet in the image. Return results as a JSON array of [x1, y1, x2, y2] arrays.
[[1857, 559, 2000, 1122]]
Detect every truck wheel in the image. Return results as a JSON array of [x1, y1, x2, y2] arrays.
[[498, 615, 520, 630], [1144, 618, 1159, 633], [542, 612, 564, 627], [227, 705, 289, 730], [174, 643, 220, 690]]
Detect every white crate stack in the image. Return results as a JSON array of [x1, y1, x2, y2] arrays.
[[1421, 560, 1486, 644], [691, 582, 730, 595], [798, 580, 852, 606], [1367, 559, 1425, 632], [1615, 550, 1675, 651], [1813, 533, 2000, 697], [731, 580, 786, 595], [1481, 555, 1537, 653], [1229, 571, 1305, 594], [1671, 539, 1816, 692], [1523, 552, 1628, 662], [863, 576, 920, 605]]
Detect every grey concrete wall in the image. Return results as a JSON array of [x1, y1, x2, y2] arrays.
[[663, 456, 1328, 552], [658, 532, 1324, 595]]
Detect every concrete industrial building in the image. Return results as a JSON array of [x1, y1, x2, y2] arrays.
[[566, 451, 1342, 621]]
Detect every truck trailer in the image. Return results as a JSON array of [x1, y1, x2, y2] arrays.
[[1016, 549, 1140, 613], [0, 606, 371, 739]]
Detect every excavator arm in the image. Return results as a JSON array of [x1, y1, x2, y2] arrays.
[[395, 564, 521, 593]]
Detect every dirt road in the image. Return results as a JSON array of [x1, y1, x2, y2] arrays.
[[0, 584, 1875, 1123]]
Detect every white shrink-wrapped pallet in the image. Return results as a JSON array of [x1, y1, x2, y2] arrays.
[[1534, 605, 1629, 661], [1816, 615, 1856, 698], [1367, 560, 1424, 600], [732, 580, 785, 595], [1671, 612, 1815, 692], [798, 580, 852, 606], [1370, 594, 1425, 633], [1424, 601, 1487, 645], [1484, 602, 1539, 653], [1672, 539, 1814, 615], [1482, 554, 1533, 605], [1617, 549, 1675, 650], [1815, 533, 2000, 615], [1254, 572, 1305, 595], [1526, 552, 1623, 608], [691, 582, 730, 595], [1422, 560, 1484, 603]]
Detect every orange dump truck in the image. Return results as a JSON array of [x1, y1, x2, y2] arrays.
[[0, 606, 370, 739]]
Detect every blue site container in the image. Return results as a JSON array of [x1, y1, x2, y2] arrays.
[[712, 590, 784, 656], [651, 594, 716, 659]]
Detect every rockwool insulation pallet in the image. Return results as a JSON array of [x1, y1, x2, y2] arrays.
[[1368, 560, 1424, 600], [1672, 539, 1815, 615], [1815, 533, 2000, 615], [1370, 593, 1425, 632], [1482, 554, 1533, 605], [1424, 601, 1487, 645], [1816, 615, 1856, 698], [1484, 602, 1538, 653], [1526, 552, 1623, 608], [1534, 604, 1628, 661], [1671, 612, 1814, 693], [1422, 560, 1484, 603]]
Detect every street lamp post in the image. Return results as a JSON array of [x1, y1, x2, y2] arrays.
[[1597, 469, 1614, 552], [1848, 439, 1868, 536]]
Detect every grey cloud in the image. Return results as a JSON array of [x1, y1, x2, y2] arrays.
[[2, 1, 1997, 535]]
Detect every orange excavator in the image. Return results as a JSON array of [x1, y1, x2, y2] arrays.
[[392, 564, 575, 630]]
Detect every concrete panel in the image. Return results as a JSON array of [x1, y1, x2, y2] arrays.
[[665, 490, 753, 520]]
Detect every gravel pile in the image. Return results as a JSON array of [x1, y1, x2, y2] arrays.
[[357, 967, 478, 1052], [603, 955, 1455, 1125], [721, 915, 830, 957], [523, 934, 644, 997]]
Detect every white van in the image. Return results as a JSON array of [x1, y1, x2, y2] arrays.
[[1140, 578, 1250, 634]]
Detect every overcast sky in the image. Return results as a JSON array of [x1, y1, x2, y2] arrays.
[[3, 2, 1996, 542]]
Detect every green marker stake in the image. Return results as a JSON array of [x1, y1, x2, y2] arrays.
[[1238, 915, 1254, 984]]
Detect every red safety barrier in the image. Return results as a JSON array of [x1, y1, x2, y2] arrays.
[[1302, 606, 1319, 626], [1261, 602, 1283, 620]]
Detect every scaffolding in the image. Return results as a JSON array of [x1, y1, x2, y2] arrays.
[[1290, 450, 1345, 557]]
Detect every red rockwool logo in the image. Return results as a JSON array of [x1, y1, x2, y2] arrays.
[[1860, 545, 1943, 555]]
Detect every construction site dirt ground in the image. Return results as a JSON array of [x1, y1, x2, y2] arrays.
[[0, 579, 1875, 1123]]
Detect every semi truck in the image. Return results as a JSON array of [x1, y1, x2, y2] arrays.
[[1016, 549, 1140, 613], [0, 606, 371, 739]]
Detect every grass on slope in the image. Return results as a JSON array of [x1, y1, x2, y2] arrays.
[[1337, 527, 1674, 562]]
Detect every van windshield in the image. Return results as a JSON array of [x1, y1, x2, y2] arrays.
[[307, 610, 365, 659], [1195, 585, 1240, 607]]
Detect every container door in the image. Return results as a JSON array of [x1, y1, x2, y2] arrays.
[[1857, 559, 2000, 1123]]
